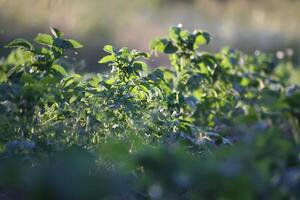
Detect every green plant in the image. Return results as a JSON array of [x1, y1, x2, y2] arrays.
[[0, 25, 299, 200]]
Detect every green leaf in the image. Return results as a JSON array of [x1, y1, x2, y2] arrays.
[[52, 46, 64, 57], [202, 32, 211, 44], [187, 73, 206, 90], [120, 47, 130, 56], [7, 65, 23, 77], [195, 35, 206, 46], [65, 39, 83, 49], [88, 74, 103, 88], [103, 45, 115, 54], [69, 95, 78, 104], [51, 64, 68, 76], [5, 38, 33, 50], [51, 27, 64, 38], [132, 61, 148, 73], [0, 71, 7, 83], [99, 55, 115, 64], [194, 31, 211, 48], [179, 30, 190, 40], [150, 38, 167, 53], [62, 74, 82, 87], [164, 42, 178, 54], [169, 26, 181, 41], [133, 51, 150, 59], [21, 73, 35, 84], [35, 34, 54, 46]]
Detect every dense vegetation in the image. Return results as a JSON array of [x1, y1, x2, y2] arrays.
[[0, 25, 299, 200]]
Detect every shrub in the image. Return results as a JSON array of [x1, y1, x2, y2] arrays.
[[0, 25, 299, 200]]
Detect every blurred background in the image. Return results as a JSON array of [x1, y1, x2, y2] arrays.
[[0, 0, 299, 72]]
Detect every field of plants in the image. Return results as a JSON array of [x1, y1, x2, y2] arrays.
[[0, 25, 299, 199]]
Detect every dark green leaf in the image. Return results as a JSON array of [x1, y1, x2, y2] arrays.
[[5, 38, 33, 50], [164, 42, 178, 54], [169, 26, 181, 41]]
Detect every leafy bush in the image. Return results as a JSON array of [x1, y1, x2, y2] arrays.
[[0, 25, 299, 200]]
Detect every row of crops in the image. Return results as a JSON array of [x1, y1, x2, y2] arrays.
[[0, 26, 299, 199]]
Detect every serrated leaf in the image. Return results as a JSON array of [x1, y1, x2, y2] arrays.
[[5, 39, 33, 50]]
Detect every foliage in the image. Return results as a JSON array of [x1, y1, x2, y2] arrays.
[[0, 25, 299, 200]]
